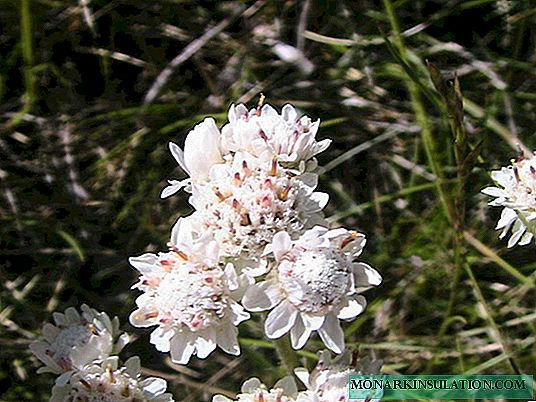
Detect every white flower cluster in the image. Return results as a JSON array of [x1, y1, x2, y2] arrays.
[[30, 305, 174, 401], [130, 101, 382, 365], [213, 352, 382, 402], [482, 153, 536, 247]]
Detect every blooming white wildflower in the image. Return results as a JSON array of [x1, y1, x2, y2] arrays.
[[221, 103, 331, 169], [482, 153, 536, 247], [188, 152, 328, 259], [129, 228, 250, 364], [295, 351, 382, 402], [242, 227, 381, 353], [161, 117, 224, 198], [50, 356, 174, 402], [30, 305, 129, 385], [213, 377, 299, 402], [161, 102, 331, 199]]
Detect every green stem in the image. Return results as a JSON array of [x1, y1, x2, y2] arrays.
[[2, 0, 35, 131], [274, 336, 299, 375], [382, 0, 453, 224], [463, 262, 522, 375]]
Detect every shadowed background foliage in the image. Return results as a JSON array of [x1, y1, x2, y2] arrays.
[[0, 0, 535, 400]]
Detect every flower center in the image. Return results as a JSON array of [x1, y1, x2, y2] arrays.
[[51, 325, 91, 364], [509, 160, 536, 209], [150, 266, 229, 331], [194, 163, 308, 257], [66, 370, 144, 402], [278, 249, 350, 313]]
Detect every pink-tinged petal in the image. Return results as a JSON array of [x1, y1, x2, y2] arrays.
[[316, 138, 331, 153], [229, 302, 250, 325], [272, 231, 292, 261], [290, 315, 312, 350], [184, 118, 223, 182], [64, 307, 80, 323], [170, 332, 195, 364], [169, 141, 188, 173], [242, 281, 282, 312], [30, 342, 62, 373], [518, 231, 533, 246], [352, 262, 382, 287], [274, 375, 298, 396], [129, 253, 159, 275], [124, 356, 141, 377], [150, 327, 173, 353], [282, 104, 297, 123], [481, 187, 507, 197], [265, 301, 298, 339], [213, 396, 233, 402], [55, 371, 74, 386], [294, 367, 311, 388], [228, 104, 248, 124], [204, 239, 220, 264], [299, 172, 318, 188], [318, 314, 344, 354], [307, 192, 329, 212], [139, 377, 167, 397], [496, 208, 517, 229], [160, 179, 188, 199], [301, 313, 325, 331], [194, 328, 217, 359], [216, 324, 240, 355], [337, 296, 366, 320], [42, 323, 60, 342], [508, 224, 526, 248], [170, 216, 195, 246], [52, 312, 67, 326], [224, 263, 239, 290], [129, 308, 158, 328]]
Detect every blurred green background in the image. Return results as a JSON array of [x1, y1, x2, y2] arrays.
[[0, 0, 535, 400]]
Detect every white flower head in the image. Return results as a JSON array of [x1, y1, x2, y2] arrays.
[[213, 377, 299, 402], [50, 356, 174, 402], [221, 103, 331, 169], [30, 304, 129, 385], [161, 117, 224, 198], [482, 153, 536, 247], [243, 227, 382, 354], [129, 229, 250, 364], [295, 351, 383, 402], [188, 152, 328, 260]]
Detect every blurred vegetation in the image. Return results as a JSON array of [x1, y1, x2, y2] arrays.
[[0, 0, 535, 400]]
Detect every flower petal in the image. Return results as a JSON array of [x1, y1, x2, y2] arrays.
[[169, 141, 188, 173], [216, 324, 240, 355], [265, 301, 298, 339], [242, 281, 282, 312], [271, 231, 292, 261], [337, 296, 366, 320], [290, 314, 312, 350], [194, 328, 217, 359], [352, 262, 382, 287], [318, 314, 344, 354], [170, 332, 195, 364]]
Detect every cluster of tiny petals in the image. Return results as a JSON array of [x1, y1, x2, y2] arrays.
[[212, 378, 299, 402], [276, 228, 368, 314], [294, 352, 383, 402], [279, 248, 350, 314], [190, 156, 325, 257], [131, 251, 232, 331], [482, 153, 536, 247], [29, 305, 125, 377], [51, 357, 173, 402], [221, 102, 329, 166], [487, 155, 536, 209]]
